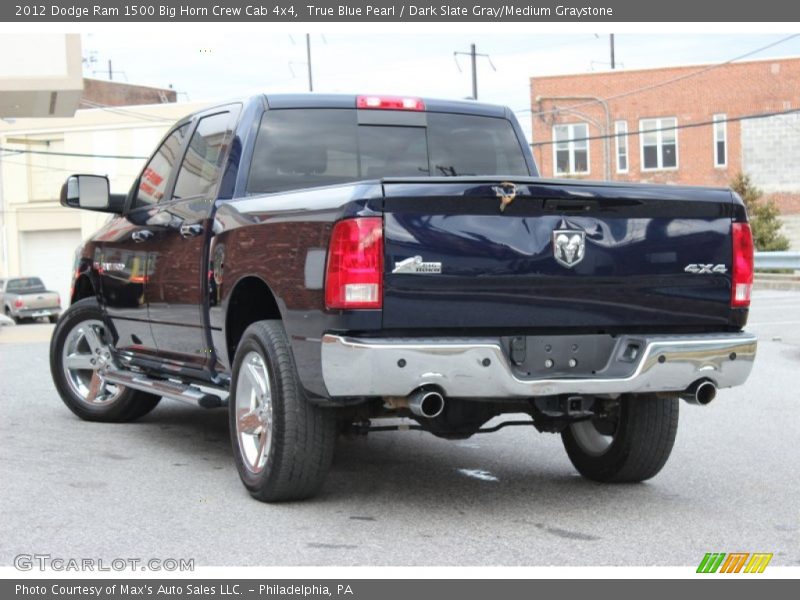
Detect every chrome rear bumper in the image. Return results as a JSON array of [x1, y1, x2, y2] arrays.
[[320, 332, 757, 398], [14, 307, 60, 318]]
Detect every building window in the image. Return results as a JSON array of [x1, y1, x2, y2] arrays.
[[553, 123, 589, 175], [713, 114, 727, 167], [640, 117, 678, 171], [615, 121, 628, 173]]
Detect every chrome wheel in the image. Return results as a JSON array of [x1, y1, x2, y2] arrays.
[[569, 419, 616, 456], [235, 351, 274, 474], [60, 319, 122, 406]]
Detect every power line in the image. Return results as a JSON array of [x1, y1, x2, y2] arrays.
[[0, 156, 140, 175], [0, 209, 102, 215], [0, 207, 86, 214], [79, 99, 177, 124], [520, 33, 800, 118], [0, 146, 147, 160], [6, 108, 798, 168], [530, 107, 800, 147]]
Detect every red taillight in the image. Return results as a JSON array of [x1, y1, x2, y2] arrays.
[[325, 217, 383, 310], [356, 95, 425, 111], [731, 222, 754, 307], [14, 298, 24, 308]]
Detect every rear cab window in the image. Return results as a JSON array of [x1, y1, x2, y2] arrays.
[[7, 278, 45, 292], [246, 108, 529, 194]]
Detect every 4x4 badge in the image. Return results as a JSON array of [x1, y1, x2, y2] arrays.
[[552, 230, 586, 268], [492, 182, 517, 212]]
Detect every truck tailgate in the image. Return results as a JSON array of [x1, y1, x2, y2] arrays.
[[17, 291, 59, 310], [381, 179, 737, 331]]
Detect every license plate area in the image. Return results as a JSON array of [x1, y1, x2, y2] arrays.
[[501, 334, 619, 378]]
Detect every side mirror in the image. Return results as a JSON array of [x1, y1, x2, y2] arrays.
[[60, 175, 125, 214]]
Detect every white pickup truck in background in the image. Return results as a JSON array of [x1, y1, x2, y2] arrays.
[[1, 277, 62, 324]]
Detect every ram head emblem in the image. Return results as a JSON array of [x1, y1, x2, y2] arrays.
[[552, 230, 586, 268]]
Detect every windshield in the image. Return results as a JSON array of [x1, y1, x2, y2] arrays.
[[7, 277, 46, 293], [246, 108, 530, 193]]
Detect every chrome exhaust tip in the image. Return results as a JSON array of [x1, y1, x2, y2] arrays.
[[681, 380, 717, 406], [408, 388, 445, 419]]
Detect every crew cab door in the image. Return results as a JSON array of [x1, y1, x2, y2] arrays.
[[145, 108, 239, 369], [97, 123, 191, 354]]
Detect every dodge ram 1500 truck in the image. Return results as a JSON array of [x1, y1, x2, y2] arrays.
[[49, 94, 757, 502]]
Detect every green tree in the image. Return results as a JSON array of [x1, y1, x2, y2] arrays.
[[730, 172, 790, 251]]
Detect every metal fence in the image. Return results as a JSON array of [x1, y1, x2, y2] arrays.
[[754, 251, 800, 271]]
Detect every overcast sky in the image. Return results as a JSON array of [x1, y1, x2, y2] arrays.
[[80, 31, 800, 138]]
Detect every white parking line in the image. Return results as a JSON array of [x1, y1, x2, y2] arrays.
[[457, 469, 500, 482]]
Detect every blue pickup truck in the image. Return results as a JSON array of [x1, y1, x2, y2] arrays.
[[50, 94, 756, 501]]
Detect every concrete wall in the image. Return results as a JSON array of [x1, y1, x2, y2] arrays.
[[0, 34, 83, 118], [741, 112, 800, 194], [779, 214, 800, 251]]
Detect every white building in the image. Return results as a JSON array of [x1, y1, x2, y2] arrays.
[[0, 101, 208, 304]]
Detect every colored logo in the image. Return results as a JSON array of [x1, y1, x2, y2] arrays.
[[492, 181, 517, 212], [696, 552, 773, 573]]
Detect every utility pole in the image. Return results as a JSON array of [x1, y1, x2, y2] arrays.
[[305, 34, 313, 92], [108, 59, 113, 81], [454, 43, 496, 100], [610, 34, 616, 70], [0, 149, 8, 278], [470, 44, 477, 100]]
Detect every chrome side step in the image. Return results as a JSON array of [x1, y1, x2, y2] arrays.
[[103, 370, 228, 409]]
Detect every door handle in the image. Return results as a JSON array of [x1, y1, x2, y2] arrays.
[[131, 230, 154, 243], [180, 223, 204, 238]]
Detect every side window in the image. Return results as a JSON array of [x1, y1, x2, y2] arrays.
[[134, 124, 189, 208], [173, 112, 231, 200]]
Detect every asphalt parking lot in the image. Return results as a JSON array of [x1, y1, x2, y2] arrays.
[[1, 290, 799, 567]]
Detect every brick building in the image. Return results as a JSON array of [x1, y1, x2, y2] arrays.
[[79, 78, 177, 108], [529, 57, 800, 214]]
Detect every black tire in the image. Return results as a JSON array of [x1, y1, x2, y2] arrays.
[[5, 307, 19, 325], [229, 320, 336, 502], [561, 394, 679, 483], [48, 315, 59, 324], [50, 298, 161, 422]]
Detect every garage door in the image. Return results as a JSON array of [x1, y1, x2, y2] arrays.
[[20, 229, 83, 308]]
